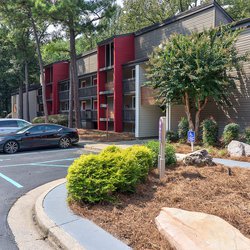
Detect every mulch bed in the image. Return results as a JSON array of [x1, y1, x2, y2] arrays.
[[70, 165, 250, 250], [78, 129, 135, 142]]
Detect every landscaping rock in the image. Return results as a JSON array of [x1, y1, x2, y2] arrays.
[[227, 140, 245, 157], [242, 142, 250, 157], [155, 207, 250, 250], [183, 149, 215, 166]]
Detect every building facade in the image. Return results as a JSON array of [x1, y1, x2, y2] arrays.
[[12, 1, 250, 137]]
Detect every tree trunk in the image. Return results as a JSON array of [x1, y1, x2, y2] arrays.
[[25, 61, 30, 122], [30, 13, 48, 123], [194, 98, 208, 139], [68, 66, 73, 128], [184, 92, 194, 130], [18, 84, 23, 119], [69, 27, 81, 128]]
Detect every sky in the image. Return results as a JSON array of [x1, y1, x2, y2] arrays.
[[116, 0, 123, 7]]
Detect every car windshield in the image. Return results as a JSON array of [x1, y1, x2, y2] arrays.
[[16, 125, 33, 134]]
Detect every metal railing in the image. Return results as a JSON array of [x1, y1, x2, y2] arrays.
[[123, 109, 135, 122], [59, 91, 69, 100], [123, 79, 135, 93], [80, 110, 98, 121], [79, 85, 97, 98]]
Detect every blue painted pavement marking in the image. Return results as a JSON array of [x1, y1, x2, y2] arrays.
[[0, 172, 23, 188]]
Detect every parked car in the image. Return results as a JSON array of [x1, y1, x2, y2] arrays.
[[0, 119, 31, 134], [0, 124, 79, 154]]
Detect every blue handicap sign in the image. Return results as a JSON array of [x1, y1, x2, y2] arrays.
[[188, 130, 195, 142]]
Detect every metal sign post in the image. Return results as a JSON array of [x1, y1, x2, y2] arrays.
[[158, 117, 166, 180], [187, 130, 195, 152]]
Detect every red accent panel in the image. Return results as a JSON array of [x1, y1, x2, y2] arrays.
[[97, 46, 106, 130], [113, 35, 135, 132]]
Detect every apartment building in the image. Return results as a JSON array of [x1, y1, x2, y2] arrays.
[[12, 1, 250, 137]]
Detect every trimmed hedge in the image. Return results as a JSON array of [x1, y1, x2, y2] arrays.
[[66, 145, 153, 203], [222, 123, 240, 145], [144, 140, 176, 167], [32, 114, 68, 126]]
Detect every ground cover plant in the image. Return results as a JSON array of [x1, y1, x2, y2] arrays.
[[71, 165, 250, 250], [32, 114, 68, 126], [67, 145, 153, 203]]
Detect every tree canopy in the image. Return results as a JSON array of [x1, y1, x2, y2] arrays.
[[146, 25, 248, 136]]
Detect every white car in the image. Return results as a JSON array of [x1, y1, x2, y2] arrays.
[[0, 119, 31, 134]]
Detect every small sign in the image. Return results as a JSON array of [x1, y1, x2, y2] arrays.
[[188, 130, 195, 143]]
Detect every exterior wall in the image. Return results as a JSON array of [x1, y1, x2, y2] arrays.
[[113, 35, 135, 132], [135, 7, 215, 59], [215, 7, 232, 26], [77, 52, 97, 76], [52, 62, 69, 114], [135, 64, 163, 138], [11, 89, 38, 121]]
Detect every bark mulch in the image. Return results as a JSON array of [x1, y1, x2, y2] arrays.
[[78, 129, 135, 142], [70, 165, 250, 250]]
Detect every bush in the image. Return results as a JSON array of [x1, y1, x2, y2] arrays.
[[166, 130, 179, 142], [222, 123, 240, 145], [245, 127, 250, 144], [178, 117, 189, 142], [67, 145, 153, 203], [201, 118, 218, 146], [144, 140, 176, 167], [32, 114, 68, 126]]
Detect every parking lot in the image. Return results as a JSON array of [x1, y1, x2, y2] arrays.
[[0, 146, 85, 250]]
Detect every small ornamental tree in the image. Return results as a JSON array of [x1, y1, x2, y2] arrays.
[[146, 25, 247, 137]]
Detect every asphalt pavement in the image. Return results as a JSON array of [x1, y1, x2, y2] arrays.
[[0, 146, 85, 250]]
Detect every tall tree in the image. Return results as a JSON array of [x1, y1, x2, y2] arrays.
[[36, 0, 115, 128], [146, 25, 248, 137]]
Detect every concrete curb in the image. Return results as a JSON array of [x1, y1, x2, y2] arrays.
[[34, 179, 85, 250]]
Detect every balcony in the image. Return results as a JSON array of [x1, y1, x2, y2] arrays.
[[123, 109, 135, 122], [59, 91, 69, 100], [123, 79, 135, 93], [46, 93, 53, 101], [79, 86, 97, 98], [81, 110, 98, 121], [100, 82, 114, 95]]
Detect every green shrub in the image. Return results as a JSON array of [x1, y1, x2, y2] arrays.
[[222, 123, 240, 145], [166, 130, 179, 142], [201, 118, 218, 146], [67, 145, 153, 203], [144, 140, 176, 167], [245, 127, 250, 144], [178, 117, 189, 142], [32, 114, 68, 126]]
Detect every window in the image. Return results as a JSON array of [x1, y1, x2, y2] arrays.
[[45, 125, 61, 132], [17, 120, 30, 128], [0, 120, 18, 127], [132, 69, 135, 79], [59, 82, 69, 91], [60, 101, 69, 111], [132, 96, 136, 109], [93, 100, 98, 110], [105, 42, 114, 67], [81, 101, 86, 110], [92, 77, 97, 85], [79, 80, 86, 88], [38, 88, 42, 96], [28, 125, 46, 134]]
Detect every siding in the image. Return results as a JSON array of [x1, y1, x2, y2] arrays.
[[215, 7, 232, 26], [170, 27, 250, 134], [135, 7, 215, 59], [77, 52, 97, 76]]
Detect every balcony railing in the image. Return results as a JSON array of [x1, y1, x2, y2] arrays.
[[123, 109, 135, 122], [59, 91, 69, 100], [79, 85, 97, 98], [81, 110, 97, 121], [123, 79, 135, 93], [100, 82, 114, 95]]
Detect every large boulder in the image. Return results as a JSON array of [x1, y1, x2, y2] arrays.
[[183, 149, 215, 166], [227, 140, 245, 157], [155, 207, 250, 250], [242, 142, 250, 157]]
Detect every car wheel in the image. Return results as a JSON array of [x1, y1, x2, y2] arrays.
[[4, 140, 19, 154], [59, 137, 71, 149]]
